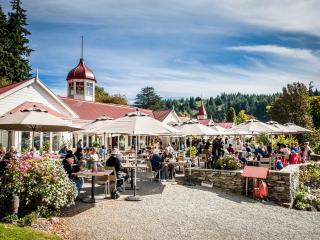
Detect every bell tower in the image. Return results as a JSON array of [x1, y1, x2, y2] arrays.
[[66, 37, 96, 102]]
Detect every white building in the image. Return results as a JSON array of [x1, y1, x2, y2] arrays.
[[0, 57, 182, 152]]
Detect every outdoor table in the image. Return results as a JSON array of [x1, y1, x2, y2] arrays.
[[122, 163, 148, 190], [76, 170, 113, 203], [165, 160, 187, 179]]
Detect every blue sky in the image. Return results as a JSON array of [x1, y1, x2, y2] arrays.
[[2, 0, 320, 101]]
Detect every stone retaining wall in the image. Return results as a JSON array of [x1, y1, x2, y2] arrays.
[[185, 167, 300, 207]]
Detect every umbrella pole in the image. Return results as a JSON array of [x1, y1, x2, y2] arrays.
[[103, 132, 106, 161], [126, 134, 141, 201], [32, 126, 36, 149]]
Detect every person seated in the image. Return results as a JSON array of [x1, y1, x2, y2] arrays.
[[227, 144, 235, 154], [63, 152, 83, 199], [98, 145, 106, 158], [29, 147, 40, 158], [290, 143, 299, 153], [289, 150, 301, 164], [106, 148, 128, 194], [3, 146, 19, 160], [150, 148, 166, 181], [245, 143, 252, 153], [90, 148, 100, 161], [59, 145, 68, 158]]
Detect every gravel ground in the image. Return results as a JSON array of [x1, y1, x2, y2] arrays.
[[63, 174, 320, 240]]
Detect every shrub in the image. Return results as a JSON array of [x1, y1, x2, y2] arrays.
[[294, 187, 316, 210], [215, 155, 241, 170], [0, 156, 76, 218], [256, 133, 271, 146], [186, 146, 197, 158], [272, 134, 298, 149]]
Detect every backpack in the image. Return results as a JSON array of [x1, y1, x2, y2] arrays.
[[275, 160, 283, 170]]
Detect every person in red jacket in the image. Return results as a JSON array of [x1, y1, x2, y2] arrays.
[[289, 150, 301, 164]]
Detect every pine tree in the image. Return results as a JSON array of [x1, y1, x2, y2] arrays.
[[0, 5, 11, 86], [7, 0, 33, 82], [134, 86, 163, 110], [226, 107, 236, 123]]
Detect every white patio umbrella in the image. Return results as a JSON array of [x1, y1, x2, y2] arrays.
[[224, 119, 279, 135], [95, 109, 179, 201], [207, 123, 227, 135], [283, 123, 312, 134], [0, 107, 82, 147], [175, 119, 219, 136], [80, 115, 113, 134], [266, 121, 290, 134]]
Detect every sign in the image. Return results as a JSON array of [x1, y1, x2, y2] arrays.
[[242, 166, 268, 179]]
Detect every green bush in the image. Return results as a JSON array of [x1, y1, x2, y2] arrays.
[[294, 187, 315, 210], [272, 134, 298, 149], [186, 146, 197, 158], [256, 133, 271, 146], [215, 155, 241, 170]]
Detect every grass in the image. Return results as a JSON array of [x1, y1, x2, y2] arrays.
[[0, 223, 61, 240]]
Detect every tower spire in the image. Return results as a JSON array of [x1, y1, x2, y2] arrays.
[[81, 36, 84, 59]]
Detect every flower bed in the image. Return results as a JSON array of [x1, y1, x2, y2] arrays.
[[0, 155, 76, 218], [293, 164, 320, 211]]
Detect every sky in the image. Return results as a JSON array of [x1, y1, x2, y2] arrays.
[[2, 0, 320, 102]]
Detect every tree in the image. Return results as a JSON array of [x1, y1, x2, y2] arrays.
[[6, 0, 33, 82], [226, 107, 236, 123], [310, 96, 320, 128], [236, 110, 249, 124], [95, 85, 128, 105], [270, 82, 313, 128], [134, 86, 163, 110], [0, 5, 11, 86]]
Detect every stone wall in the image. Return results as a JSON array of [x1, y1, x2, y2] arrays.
[[186, 166, 300, 207]]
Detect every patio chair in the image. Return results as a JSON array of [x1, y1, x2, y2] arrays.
[[146, 161, 161, 182], [104, 166, 126, 197], [259, 157, 270, 169], [199, 154, 207, 168]]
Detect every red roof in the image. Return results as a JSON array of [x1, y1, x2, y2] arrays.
[[198, 119, 213, 126], [153, 110, 172, 122], [67, 58, 96, 82], [60, 97, 154, 120], [215, 122, 234, 129], [198, 102, 207, 116], [0, 79, 31, 95], [5, 101, 68, 118]]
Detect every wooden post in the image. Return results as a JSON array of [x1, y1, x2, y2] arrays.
[[252, 177, 257, 199]]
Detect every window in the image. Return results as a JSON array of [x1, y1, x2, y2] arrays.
[[76, 82, 84, 95], [86, 82, 93, 96], [68, 82, 74, 96], [21, 132, 31, 152], [52, 133, 60, 152]]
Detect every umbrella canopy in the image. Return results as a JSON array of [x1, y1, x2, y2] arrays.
[[0, 107, 82, 132], [175, 119, 218, 136], [207, 123, 227, 135], [79, 115, 113, 134], [225, 119, 278, 135], [283, 123, 312, 134], [95, 110, 179, 136], [266, 121, 290, 134]]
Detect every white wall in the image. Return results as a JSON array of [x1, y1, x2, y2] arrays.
[[0, 82, 73, 118]]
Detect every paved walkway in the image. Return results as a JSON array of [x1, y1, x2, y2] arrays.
[[63, 176, 320, 240]]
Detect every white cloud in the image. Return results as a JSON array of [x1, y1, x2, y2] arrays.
[[227, 45, 320, 62]]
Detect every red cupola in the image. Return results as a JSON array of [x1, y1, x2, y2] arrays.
[[197, 102, 207, 120], [66, 58, 96, 82]]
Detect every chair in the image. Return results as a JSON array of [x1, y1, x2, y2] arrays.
[[259, 157, 270, 168], [199, 154, 207, 168], [146, 161, 161, 182], [104, 166, 126, 197]]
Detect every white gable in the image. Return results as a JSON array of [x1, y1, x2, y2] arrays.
[[162, 110, 182, 125], [0, 78, 78, 118]]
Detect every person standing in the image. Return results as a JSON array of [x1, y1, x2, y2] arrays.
[[77, 139, 83, 149], [303, 142, 312, 163]]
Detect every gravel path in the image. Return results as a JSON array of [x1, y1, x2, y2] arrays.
[[63, 176, 319, 240]]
